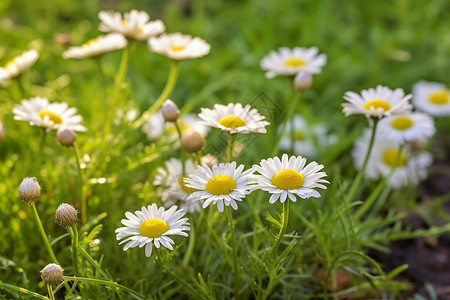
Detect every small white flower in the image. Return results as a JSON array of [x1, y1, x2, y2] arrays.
[[148, 33, 211, 60], [98, 9, 165, 41], [253, 154, 329, 204], [115, 204, 190, 257], [260, 47, 327, 79], [63, 33, 127, 59], [378, 112, 435, 144], [342, 85, 413, 118], [412, 81, 450, 116], [13, 97, 86, 132], [184, 162, 254, 212], [0, 50, 39, 83], [198, 103, 270, 134]]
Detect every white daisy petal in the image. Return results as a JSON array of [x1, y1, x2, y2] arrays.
[[0, 49, 39, 83], [149, 33, 210, 60], [63, 33, 127, 59], [412, 81, 450, 116]]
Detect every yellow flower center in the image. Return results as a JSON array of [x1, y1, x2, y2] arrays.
[[294, 131, 306, 141], [4, 58, 17, 69], [170, 45, 186, 52], [205, 174, 236, 195], [217, 115, 246, 129], [284, 58, 307, 67], [363, 99, 391, 112], [84, 37, 98, 46], [168, 123, 189, 134], [121, 20, 127, 27], [382, 149, 407, 167], [37, 110, 63, 124], [271, 169, 304, 190], [139, 218, 169, 239], [391, 116, 413, 130], [178, 176, 198, 194], [429, 90, 449, 105]]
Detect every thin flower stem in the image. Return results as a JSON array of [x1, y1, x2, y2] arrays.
[[182, 221, 195, 270], [30, 203, 58, 263], [133, 60, 180, 129], [62, 276, 145, 300], [0, 280, 49, 300], [69, 226, 80, 275], [47, 285, 55, 300], [95, 57, 106, 85], [37, 129, 47, 170], [346, 119, 379, 203], [227, 133, 235, 163], [272, 200, 290, 254], [115, 43, 130, 89], [225, 205, 240, 300], [78, 247, 111, 279], [14, 76, 25, 100], [73, 143, 87, 224], [160, 265, 200, 299]]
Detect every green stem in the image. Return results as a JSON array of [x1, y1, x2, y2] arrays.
[[62, 276, 145, 300], [272, 200, 290, 254], [182, 221, 195, 270], [95, 57, 106, 86], [14, 76, 25, 100], [73, 143, 87, 224], [47, 285, 54, 300], [0, 280, 49, 300], [227, 133, 235, 163], [225, 206, 240, 299], [346, 119, 379, 203], [31, 203, 58, 263], [160, 265, 200, 298], [37, 129, 47, 171], [133, 60, 180, 129], [69, 226, 80, 275], [78, 246, 111, 279], [115, 43, 130, 89]]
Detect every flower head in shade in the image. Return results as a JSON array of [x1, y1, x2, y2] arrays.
[[198, 103, 270, 134], [377, 112, 435, 144], [352, 129, 433, 189], [0, 50, 39, 83], [253, 154, 329, 204], [115, 204, 190, 257], [342, 85, 412, 118], [98, 10, 165, 41], [41, 264, 63, 286], [13, 97, 86, 132], [63, 33, 127, 59], [260, 47, 327, 79], [412, 81, 450, 116], [148, 33, 211, 60], [184, 162, 254, 212]]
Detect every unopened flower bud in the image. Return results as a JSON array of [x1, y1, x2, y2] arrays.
[[0, 122, 4, 142], [19, 177, 40, 204], [162, 99, 180, 123], [201, 154, 219, 168], [294, 72, 312, 91], [41, 263, 64, 286], [57, 128, 76, 147], [55, 203, 78, 227], [181, 129, 205, 153]]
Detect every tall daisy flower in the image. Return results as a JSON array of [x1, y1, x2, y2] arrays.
[[62, 33, 127, 59], [98, 10, 165, 41], [377, 112, 435, 144], [148, 33, 211, 60], [412, 81, 450, 116], [342, 85, 412, 119], [198, 103, 270, 134], [260, 47, 327, 79], [0, 50, 39, 83], [184, 161, 254, 212], [253, 154, 329, 204], [116, 204, 189, 257], [13, 97, 86, 132]]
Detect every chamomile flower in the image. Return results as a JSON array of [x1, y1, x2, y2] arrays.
[[253, 154, 329, 204], [62, 33, 127, 59], [13, 97, 86, 132], [184, 162, 254, 212], [342, 85, 412, 118], [198, 103, 270, 134], [260, 47, 327, 79], [115, 204, 190, 257], [412, 81, 450, 116], [0, 50, 39, 83], [378, 112, 435, 144], [153, 158, 201, 213], [98, 10, 165, 41], [148, 33, 211, 60]]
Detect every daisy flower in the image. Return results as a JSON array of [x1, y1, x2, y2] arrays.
[[115, 204, 190, 257], [253, 154, 329, 204], [352, 129, 432, 189], [13, 97, 86, 132], [0, 50, 39, 83], [377, 112, 435, 144], [342, 85, 412, 118], [198, 103, 270, 134], [148, 33, 211, 60], [153, 158, 202, 213], [184, 161, 254, 212], [62, 33, 127, 59], [260, 47, 327, 79], [412, 81, 450, 116], [98, 9, 165, 41]]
